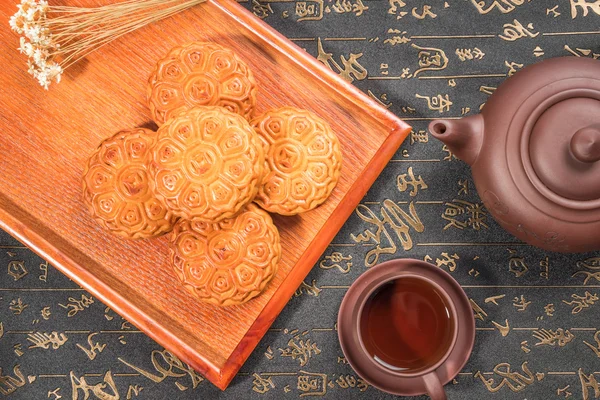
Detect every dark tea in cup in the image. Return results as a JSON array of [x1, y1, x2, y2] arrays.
[[338, 259, 475, 399], [359, 276, 456, 372]]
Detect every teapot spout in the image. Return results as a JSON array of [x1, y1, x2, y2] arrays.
[[429, 114, 484, 166]]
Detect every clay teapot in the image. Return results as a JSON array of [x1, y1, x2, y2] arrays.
[[429, 57, 600, 253]]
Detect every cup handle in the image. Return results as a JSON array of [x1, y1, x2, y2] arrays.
[[422, 371, 447, 400]]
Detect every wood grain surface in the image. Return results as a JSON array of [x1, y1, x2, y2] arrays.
[[0, 0, 410, 389]]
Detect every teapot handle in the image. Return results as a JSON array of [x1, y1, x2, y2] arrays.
[[571, 124, 600, 163]]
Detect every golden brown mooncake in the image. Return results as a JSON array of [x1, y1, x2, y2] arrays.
[[149, 106, 264, 222], [252, 107, 342, 215], [169, 203, 281, 307], [82, 128, 177, 239], [147, 41, 257, 126]]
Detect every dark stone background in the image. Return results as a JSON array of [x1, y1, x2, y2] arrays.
[[2, 0, 600, 399]]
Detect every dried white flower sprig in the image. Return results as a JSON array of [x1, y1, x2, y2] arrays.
[[9, 0, 206, 89]]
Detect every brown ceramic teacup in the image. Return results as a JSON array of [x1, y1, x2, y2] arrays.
[[337, 259, 475, 399]]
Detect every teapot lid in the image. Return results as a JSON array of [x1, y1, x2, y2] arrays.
[[529, 97, 600, 201]]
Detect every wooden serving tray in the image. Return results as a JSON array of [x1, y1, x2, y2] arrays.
[[0, 0, 410, 390]]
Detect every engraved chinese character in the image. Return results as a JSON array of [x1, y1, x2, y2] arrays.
[[458, 179, 469, 195], [563, 291, 598, 314], [470, 298, 488, 321], [544, 303, 555, 317], [456, 48, 485, 61], [27, 331, 68, 350], [319, 252, 352, 273], [475, 362, 536, 393], [252, 373, 275, 394], [413, 44, 448, 76], [547, 5, 561, 17], [435, 253, 459, 272], [265, 346, 274, 360], [39, 260, 48, 282], [400, 68, 413, 79], [512, 295, 532, 311], [336, 375, 358, 388], [0, 365, 26, 396], [468, 0, 530, 14], [380, 63, 389, 75], [570, 0, 600, 18], [356, 378, 369, 392], [76, 333, 106, 360], [539, 257, 550, 280], [557, 385, 572, 397], [59, 294, 94, 317], [9, 298, 28, 315], [317, 38, 367, 82], [295, 0, 323, 21], [508, 250, 529, 277], [573, 257, 600, 285], [416, 94, 453, 113], [71, 371, 119, 400], [7, 261, 27, 281], [330, 0, 368, 16], [384, 29, 411, 45], [279, 332, 321, 366], [296, 2, 313, 17], [252, 0, 273, 19], [442, 200, 488, 231], [352, 0, 368, 15], [442, 145, 458, 161], [532, 328, 575, 347], [485, 294, 506, 305], [351, 201, 424, 267], [119, 350, 204, 389], [442, 202, 468, 230], [480, 85, 497, 95], [297, 375, 319, 392], [13, 344, 23, 357], [505, 60, 524, 76], [564, 44, 600, 59], [578, 368, 600, 399], [126, 385, 143, 399], [410, 129, 428, 145], [367, 90, 392, 108], [412, 5, 437, 19], [297, 371, 327, 396], [388, 0, 407, 18], [397, 167, 428, 196], [40, 307, 51, 320], [498, 19, 539, 41], [47, 388, 62, 400], [583, 331, 600, 357], [492, 319, 510, 336], [294, 280, 322, 297]]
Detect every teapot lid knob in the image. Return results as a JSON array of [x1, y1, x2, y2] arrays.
[[570, 124, 600, 163]]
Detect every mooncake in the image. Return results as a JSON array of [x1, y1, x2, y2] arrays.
[[82, 128, 177, 239], [147, 41, 257, 126], [149, 106, 264, 222], [252, 107, 342, 215], [169, 203, 281, 306]]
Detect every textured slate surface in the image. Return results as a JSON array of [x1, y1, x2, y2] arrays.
[[2, 0, 600, 399]]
